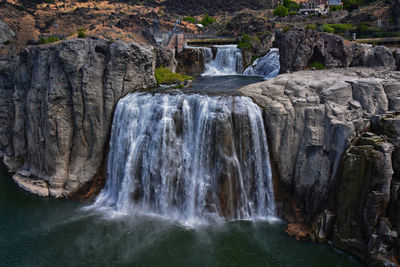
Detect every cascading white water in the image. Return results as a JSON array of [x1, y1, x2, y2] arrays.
[[203, 45, 243, 76], [243, 48, 280, 79], [93, 93, 276, 224]]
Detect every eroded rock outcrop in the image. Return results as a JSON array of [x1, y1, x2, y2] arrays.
[[0, 38, 156, 198], [0, 19, 15, 48], [176, 47, 209, 75], [275, 28, 396, 73], [240, 67, 400, 265]]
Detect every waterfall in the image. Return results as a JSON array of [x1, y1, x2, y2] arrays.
[[203, 45, 243, 76], [243, 48, 280, 79], [93, 93, 276, 224]]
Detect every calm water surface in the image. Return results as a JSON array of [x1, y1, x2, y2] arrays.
[[0, 164, 365, 267]]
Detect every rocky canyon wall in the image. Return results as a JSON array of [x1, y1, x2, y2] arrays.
[[240, 67, 400, 265], [0, 38, 156, 198], [275, 29, 397, 73]]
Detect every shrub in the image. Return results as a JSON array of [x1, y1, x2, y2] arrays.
[[237, 34, 252, 50], [329, 5, 342, 11], [283, 0, 300, 11], [283, 25, 291, 33], [343, 0, 360, 11], [309, 61, 326, 70], [39, 36, 61, 44], [77, 28, 86, 38], [305, 24, 316, 30], [326, 23, 355, 33], [155, 67, 193, 85], [356, 22, 369, 33], [183, 16, 197, 24], [3, 40, 11, 45], [321, 24, 335, 33], [200, 14, 216, 27], [274, 5, 289, 17]]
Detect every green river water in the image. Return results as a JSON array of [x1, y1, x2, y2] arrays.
[[0, 164, 364, 267]]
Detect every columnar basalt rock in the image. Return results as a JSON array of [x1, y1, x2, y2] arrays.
[[239, 67, 400, 265], [0, 38, 156, 198]]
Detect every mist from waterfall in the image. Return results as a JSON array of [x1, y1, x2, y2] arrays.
[[92, 93, 276, 225]]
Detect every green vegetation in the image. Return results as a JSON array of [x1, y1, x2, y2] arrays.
[[283, 0, 300, 11], [323, 23, 356, 33], [3, 40, 11, 45], [309, 61, 326, 70], [283, 26, 291, 33], [343, 0, 360, 11], [329, 5, 342, 11], [305, 24, 316, 30], [183, 16, 197, 24], [200, 14, 216, 27], [274, 5, 289, 17], [155, 67, 193, 85], [39, 36, 62, 44], [237, 34, 252, 50], [77, 28, 86, 38], [321, 24, 335, 33]]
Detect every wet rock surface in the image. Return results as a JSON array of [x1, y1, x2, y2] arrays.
[[0, 38, 156, 198], [240, 67, 400, 265], [176, 47, 208, 75]]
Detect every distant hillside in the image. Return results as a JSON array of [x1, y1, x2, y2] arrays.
[[164, 0, 278, 15]]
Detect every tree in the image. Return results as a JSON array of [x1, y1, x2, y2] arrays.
[[274, 5, 289, 17], [200, 14, 216, 27], [283, 0, 300, 11]]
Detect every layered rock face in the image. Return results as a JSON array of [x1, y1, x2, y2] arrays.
[[275, 29, 397, 73], [0, 38, 156, 198], [240, 67, 400, 265]]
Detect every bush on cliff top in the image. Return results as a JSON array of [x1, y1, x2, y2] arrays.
[[39, 36, 62, 44], [155, 67, 193, 85], [321, 24, 335, 33], [305, 24, 316, 30], [273, 5, 288, 17], [200, 14, 216, 27], [237, 34, 252, 50], [183, 16, 197, 24]]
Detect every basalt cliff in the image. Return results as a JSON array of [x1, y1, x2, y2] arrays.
[[240, 67, 400, 265], [0, 37, 400, 265], [0, 38, 156, 198]]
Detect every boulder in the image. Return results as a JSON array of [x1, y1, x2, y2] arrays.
[[154, 46, 177, 72], [0, 38, 156, 197], [352, 45, 396, 69], [176, 47, 210, 75]]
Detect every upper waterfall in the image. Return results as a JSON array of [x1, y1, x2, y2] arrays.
[[203, 45, 243, 76], [92, 93, 276, 224]]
